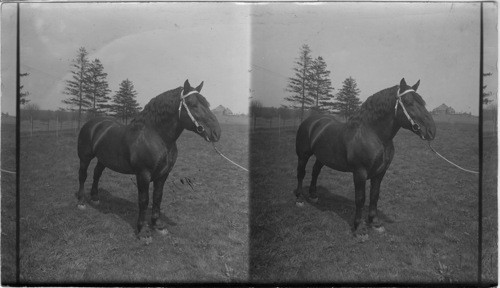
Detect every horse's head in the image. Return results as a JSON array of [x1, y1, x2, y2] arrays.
[[395, 78, 436, 141], [178, 80, 221, 142]]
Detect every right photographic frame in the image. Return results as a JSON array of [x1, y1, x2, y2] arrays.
[[249, 2, 497, 285]]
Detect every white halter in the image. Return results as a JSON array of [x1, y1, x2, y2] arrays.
[[395, 87, 420, 131], [179, 89, 204, 133]]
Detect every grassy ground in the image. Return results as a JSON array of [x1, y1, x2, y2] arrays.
[[1, 122, 17, 284], [482, 123, 497, 284], [250, 121, 481, 284], [19, 122, 248, 284]]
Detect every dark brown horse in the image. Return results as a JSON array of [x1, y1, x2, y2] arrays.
[[77, 80, 221, 239], [295, 78, 436, 236]]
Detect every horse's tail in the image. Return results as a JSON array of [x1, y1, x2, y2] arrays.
[[77, 119, 98, 160], [295, 117, 313, 158]]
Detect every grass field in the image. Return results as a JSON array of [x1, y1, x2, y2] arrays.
[[2, 112, 497, 284], [482, 124, 497, 284], [18, 121, 248, 284], [249, 120, 487, 284], [1, 122, 17, 284]]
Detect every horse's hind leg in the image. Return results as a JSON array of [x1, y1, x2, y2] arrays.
[[295, 153, 311, 207], [77, 158, 92, 209], [309, 159, 324, 203], [90, 161, 105, 204]]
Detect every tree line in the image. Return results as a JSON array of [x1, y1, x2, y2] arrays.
[[62, 47, 141, 129], [21, 47, 141, 130], [285, 44, 362, 121]]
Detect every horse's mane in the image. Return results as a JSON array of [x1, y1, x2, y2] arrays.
[[132, 87, 182, 126], [132, 86, 210, 126], [348, 85, 426, 125]]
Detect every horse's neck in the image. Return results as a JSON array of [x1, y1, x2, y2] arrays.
[[154, 116, 184, 143], [369, 115, 401, 143], [361, 105, 401, 143], [132, 113, 184, 143]]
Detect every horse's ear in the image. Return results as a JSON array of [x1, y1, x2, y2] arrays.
[[412, 80, 420, 91], [183, 80, 191, 92], [400, 78, 408, 89], [195, 81, 204, 93]]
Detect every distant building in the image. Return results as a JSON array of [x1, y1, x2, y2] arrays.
[[212, 105, 233, 116], [432, 104, 455, 115]]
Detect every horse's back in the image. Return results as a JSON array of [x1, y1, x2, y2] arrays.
[[296, 114, 342, 154], [78, 117, 125, 158], [296, 114, 352, 171]]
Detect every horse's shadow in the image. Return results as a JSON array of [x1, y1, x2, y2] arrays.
[[89, 188, 177, 231], [301, 186, 394, 229]]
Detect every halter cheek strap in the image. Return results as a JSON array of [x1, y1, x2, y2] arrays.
[[395, 88, 420, 131], [179, 89, 204, 133]]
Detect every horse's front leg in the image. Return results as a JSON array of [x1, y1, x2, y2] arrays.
[[151, 174, 169, 235], [368, 171, 386, 232], [136, 172, 152, 240], [353, 169, 368, 236]]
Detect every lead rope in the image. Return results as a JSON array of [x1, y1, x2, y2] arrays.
[[1, 169, 16, 174], [427, 142, 479, 174], [179, 89, 248, 172], [212, 143, 249, 172]]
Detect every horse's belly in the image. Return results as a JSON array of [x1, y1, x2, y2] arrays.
[[324, 162, 350, 172], [96, 151, 135, 174], [315, 150, 350, 172]]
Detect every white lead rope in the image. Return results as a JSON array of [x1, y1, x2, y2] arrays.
[[212, 143, 249, 172], [427, 142, 479, 174], [179, 89, 247, 172], [1, 169, 16, 175]]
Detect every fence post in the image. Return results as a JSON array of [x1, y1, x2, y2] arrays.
[[56, 116, 58, 138], [278, 113, 281, 141], [30, 116, 33, 137]]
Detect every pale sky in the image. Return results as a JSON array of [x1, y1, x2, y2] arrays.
[[2, 2, 251, 115], [251, 2, 497, 115], [1, 2, 497, 116]]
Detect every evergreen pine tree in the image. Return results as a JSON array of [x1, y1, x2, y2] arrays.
[[110, 79, 141, 124], [20, 72, 30, 105], [62, 47, 91, 130], [86, 59, 111, 117], [308, 56, 334, 113], [482, 72, 493, 105], [334, 76, 362, 121], [285, 44, 314, 121]]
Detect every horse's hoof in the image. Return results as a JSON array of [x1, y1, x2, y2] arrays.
[[296, 201, 305, 207], [90, 199, 100, 205], [372, 226, 385, 233], [138, 229, 153, 244], [355, 233, 369, 243], [155, 227, 169, 236], [77, 204, 86, 210], [140, 235, 153, 245], [310, 197, 319, 203]]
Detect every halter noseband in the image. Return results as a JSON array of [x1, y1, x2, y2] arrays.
[[395, 88, 420, 132], [179, 89, 205, 133]]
